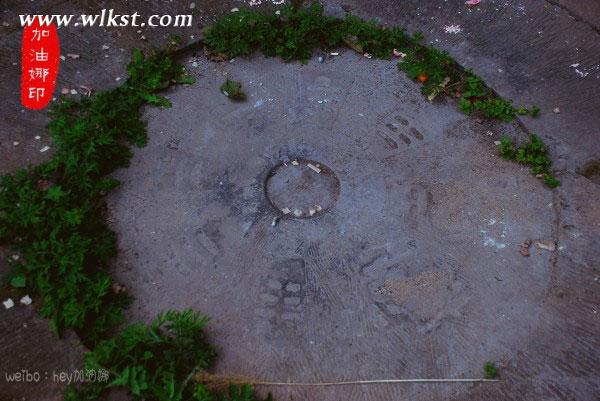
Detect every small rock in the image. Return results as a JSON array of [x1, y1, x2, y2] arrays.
[[20, 295, 32, 305], [316, 205, 323, 212], [3, 298, 14, 309], [40, 146, 50, 153], [309, 208, 316, 216], [13, 141, 19, 146], [293, 209, 303, 218], [535, 240, 556, 251], [140, 35, 147, 41], [35, 135, 41, 140], [115, 77, 121, 81], [275, 10, 281, 15], [231, 8, 239, 12], [281, 208, 291, 215], [291, 160, 299, 166], [553, 107, 560, 114]]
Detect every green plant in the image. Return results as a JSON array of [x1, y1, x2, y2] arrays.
[[65, 310, 215, 401], [221, 79, 246, 101], [0, 49, 193, 345], [497, 134, 560, 187], [483, 361, 498, 379]]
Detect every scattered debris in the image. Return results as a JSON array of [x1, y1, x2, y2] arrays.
[[393, 49, 406, 58], [553, 107, 560, 114], [111, 282, 127, 294], [307, 163, 321, 173], [101, 44, 110, 50], [79, 85, 92, 96], [309, 207, 316, 216], [66, 53, 81, 59], [570, 63, 589, 78], [466, 0, 481, 7], [20, 295, 32, 305], [316, 205, 323, 212], [271, 216, 279, 227], [444, 24, 463, 34], [40, 146, 50, 153], [520, 239, 531, 257], [535, 240, 556, 251], [291, 160, 299, 166], [281, 207, 291, 215], [293, 209, 303, 218], [3, 298, 14, 309]]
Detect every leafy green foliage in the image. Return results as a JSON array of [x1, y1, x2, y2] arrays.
[[460, 76, 538, 122], [483, 361, 498, 379], [66, 310, 215, 401], [221, 79, 246, 101], [497, 134, 560, 188], [205, 3, 539, 122], [0, 49, 192, 345]]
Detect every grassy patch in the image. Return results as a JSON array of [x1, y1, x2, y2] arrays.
[[483, 361, 498, 379], [498, 134, 560, 188], [0, 49, 193, 345], [221, 79, 246, 101], [204, 3, 539, 122]]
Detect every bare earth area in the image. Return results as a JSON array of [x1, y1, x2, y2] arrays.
[[1, 1, 599, 401]]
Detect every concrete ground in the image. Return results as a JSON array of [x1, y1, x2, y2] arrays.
[[1, 1, 599, 401]]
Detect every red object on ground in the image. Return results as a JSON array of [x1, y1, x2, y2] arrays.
[[21, 20, 60, 110]]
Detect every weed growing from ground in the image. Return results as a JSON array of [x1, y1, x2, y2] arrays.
[[221, 79, 246, 101], [483, 361, 498, 379], [498, 134, 560, 187], [204, 3, 540, 122], [0, 49, 193, 345]]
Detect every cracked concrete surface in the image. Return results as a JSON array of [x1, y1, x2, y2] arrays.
[[1, 1, 599, 401]]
